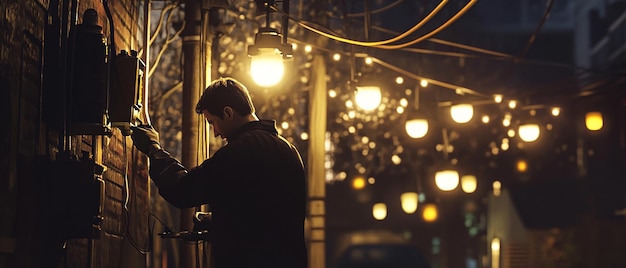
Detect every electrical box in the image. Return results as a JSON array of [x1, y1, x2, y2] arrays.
[[68, 9, 111, 136], [109, 50, 145, 135], [53, 152, 105, 239]]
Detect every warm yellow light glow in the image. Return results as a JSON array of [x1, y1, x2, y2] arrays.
[[364, 57, 373, 65], [304, 45, 312, 53], [516, 159, 528, 173], [482, 115, 490, 124], [435, 170, 459, 191], [355, 86, 382, 111], [502, 117, 511, 127], [461, 175, 477, 193], [420, 79, 429, 87], [493, 94, 503, 103], [352, 177, 366, 190], [585, 111, 603, 131], [450, 104, 474, 123], [491, 237, 501, 268], [372, 203, 387, 220], [400, 192, 419, 214], [332, 53, 341, 61], [551, 107, 561, 116], [405, 119, 428, 138], [492, 181, 501, 196], [507, 129, 515, 137], [518, 124, 540, 142], [422, 203, 438, 222], [395, 76, 404, 84], [250, 48, 284, 87], [508, 100, 517, 109], [328, 89, 337, 98], [391, 154, 402, 165]]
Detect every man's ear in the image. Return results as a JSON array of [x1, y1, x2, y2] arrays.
[[223, 106, 234, 119]]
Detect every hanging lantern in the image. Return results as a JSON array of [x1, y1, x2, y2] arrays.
[[435, 169, 459, 191], [518, 124, 540, 142], [461, 175, 477, 193], [585, 111, 603, 131], [405, 118, 429, 138], [248, 28, 292, 87], [450, 104, 474, 123], [372, 203, 387, 220], [422, 203, 438, 222], [400, 192, 419, 214], [355, 86, 382, 111]]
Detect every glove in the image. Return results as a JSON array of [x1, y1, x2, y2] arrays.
[[130, 124, 161, 156]]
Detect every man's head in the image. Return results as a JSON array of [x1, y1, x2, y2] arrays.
[[196, 77, 258, 138]]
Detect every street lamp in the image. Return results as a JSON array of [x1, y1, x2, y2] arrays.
[[422, 203, 438, 222], [248, 0, 293, 87], [400, 192, 419, 214], [585, 111, 603, 131], [372, 203, 387, 220], [435, 169, 459, 191], [354, 85, 382, 111], [518, 123, 540, 142], [450, 103, 474, 123], [405, 118, 428, 138], [460, 175, 477, 193]]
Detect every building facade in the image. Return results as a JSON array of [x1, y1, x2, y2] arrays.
[[1, 1, 150, 267]]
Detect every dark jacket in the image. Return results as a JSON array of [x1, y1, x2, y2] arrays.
[[148, 120, 307, 267]]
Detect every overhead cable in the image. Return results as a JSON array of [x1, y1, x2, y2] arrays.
[[270, 0, 448, 46], [368, 56, 490, 98], [346, 0, 406, 18], [373, 0, 477, 49]]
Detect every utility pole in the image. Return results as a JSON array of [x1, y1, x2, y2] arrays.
[[308, 54, 327, 268], [181, 0, 203, 267]]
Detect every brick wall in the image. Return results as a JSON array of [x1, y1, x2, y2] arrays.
[[0, 0, 149, 267]]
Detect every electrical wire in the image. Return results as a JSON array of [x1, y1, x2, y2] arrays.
[[334, 12, 519, 58], [346, 0, 406, 18], [519, 0, 555, 58], [274, 0, 477, 49], [373, 0, 477, 49], [149, 10, 186, 77], [369, 56, 489, 98], [270, 0, 448, 47], [149, 3, 179, 47], [123, 138, 153, 254]]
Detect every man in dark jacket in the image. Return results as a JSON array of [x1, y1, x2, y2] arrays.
[[131, 77, 307, 268]]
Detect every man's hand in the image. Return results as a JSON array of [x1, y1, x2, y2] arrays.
[[130, 124, 161, 155]]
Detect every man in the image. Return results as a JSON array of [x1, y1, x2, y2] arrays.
[[131, 77, 307, 268]]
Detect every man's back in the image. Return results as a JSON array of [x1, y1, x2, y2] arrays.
[[146, 120, 307, 267]]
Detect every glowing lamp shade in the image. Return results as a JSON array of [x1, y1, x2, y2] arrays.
[[518, 124, 540, 142], [422, 203, 438, 222], [405, 119, 428, 138], [250, 48, 284, 87], [400, 192, 419, 214], [450, 104, 474, 123], [372, 203, 387, 220], [585, 112, 603, 131], [355, 86, 382, 111], [435, 170, 459, 191], [461, 175, 477, 193]]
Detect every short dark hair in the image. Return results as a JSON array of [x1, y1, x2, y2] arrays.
[[195, 77, 256, 118]]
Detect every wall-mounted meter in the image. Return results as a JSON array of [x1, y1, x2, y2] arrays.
[[68, 9, 111, 135], [109, 50, 145, 136]]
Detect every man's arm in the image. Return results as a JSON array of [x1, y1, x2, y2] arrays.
[[131, 124, 211, 208]]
